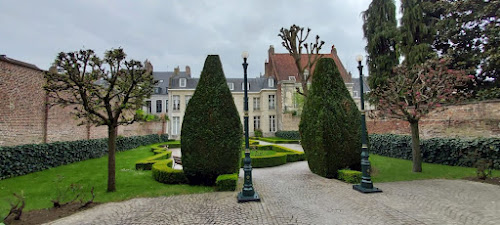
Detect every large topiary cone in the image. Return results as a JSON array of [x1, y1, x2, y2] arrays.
[[181, 55, 242, 185], [299, 58, 361, 178]]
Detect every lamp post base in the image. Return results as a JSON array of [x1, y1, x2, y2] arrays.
[[353, 184, 382, 193], [237, 191, 260, 203]]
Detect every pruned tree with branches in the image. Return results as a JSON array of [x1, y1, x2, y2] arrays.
[[279, 24, 325, 96], [374, 59, 473, 172], [44, 48, 155, 192]]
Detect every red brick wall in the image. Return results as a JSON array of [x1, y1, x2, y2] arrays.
[[367, 100, 500, 139], [0, 61, 45, 146], [0, 60, 164, 147]]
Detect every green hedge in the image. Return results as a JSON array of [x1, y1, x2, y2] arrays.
[[240, 145, 305, 168], [338, 170, 362, 184], [215, 173, 238, 191], [253, 137, 300, 144], [151, 159, 188, 184], [369, 134, 500, 169], [0, 134, 168, 180], [136, 144, 172, 170], [275, 131, 300, 140]]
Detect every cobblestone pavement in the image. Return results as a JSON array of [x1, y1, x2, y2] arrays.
[[47, 145, 500, 225]]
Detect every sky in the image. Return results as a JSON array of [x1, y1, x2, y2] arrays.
[[0, 0, 402, 78]]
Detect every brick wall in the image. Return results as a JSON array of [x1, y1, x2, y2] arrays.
[[0, 59, 164, 147], [367, 100, 500, 139], [0, 60, 45, 146]]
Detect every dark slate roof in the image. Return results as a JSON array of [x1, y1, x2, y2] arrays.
[[352, 76, 371, 95], [0, 55, 41, 71], [152, 71, 188, 95], [169, 76, 276, 92]]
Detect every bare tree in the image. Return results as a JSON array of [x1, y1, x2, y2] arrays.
[[44, 48, 155, 192], [278, 24, 325, 96]]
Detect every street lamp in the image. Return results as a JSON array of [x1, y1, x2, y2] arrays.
[[353, 55, 382, 194], [238, 51, 260, 202]]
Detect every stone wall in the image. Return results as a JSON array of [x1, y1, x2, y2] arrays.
[[366, 100, 500, 139], [0, 59, 164, 147]]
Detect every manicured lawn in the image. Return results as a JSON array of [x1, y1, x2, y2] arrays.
[[370, 154, 500, 183], [0, 143, 213, 217]]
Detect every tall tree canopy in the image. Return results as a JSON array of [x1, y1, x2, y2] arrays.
[[433, 0, 500, 87], [362, 0, 399, 90], [45, 48, 155, 192], [400, 0, 437, 66]]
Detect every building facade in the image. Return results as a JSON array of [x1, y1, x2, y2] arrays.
[[166, 73, 277, 140]]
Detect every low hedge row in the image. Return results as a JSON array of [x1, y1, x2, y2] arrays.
[[369, 134, 500, 169], [275, 130, 300, 140], [252, 137, 300, 144], [241, 145, 305, 168], [215, 173, 238, 191], [0, 134, 168, 180], [152, 159, 188, 184], [338, 169, 362, 184], [136, 144, 173, 170]]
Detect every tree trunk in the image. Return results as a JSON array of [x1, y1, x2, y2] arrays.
[[301, 80, 308, 96], [410, 121, 422, 172], [107, 125, 117, 192]]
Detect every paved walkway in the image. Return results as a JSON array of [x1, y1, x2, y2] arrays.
[[47, 144, 500, 225]]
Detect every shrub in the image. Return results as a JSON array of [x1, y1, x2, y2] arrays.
[[338, 169, 362, 184], [135, 144, 172, 170], [215, 173, 238, 191], [299, 58, 361, 178], [369, 134, 500, 169], [275, 131, 300, 140], [257, 137, 300, 144], [254, 129, 263, 138], [181, 55, 242, 185], [151, 160, 188, 184], [0, 134, 168, 180]]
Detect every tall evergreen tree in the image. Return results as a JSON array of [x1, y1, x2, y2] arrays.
[[181, 55, 242, 185], [400, 0, 437, 67], [362, 0, 399, 90]]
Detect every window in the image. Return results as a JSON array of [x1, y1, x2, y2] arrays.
[[185, 95, 192, 106], [228, 83, 234, 90], [254, 116, 260, 130], [172, 117, 180, 135], [165, 100, 168, 112], [154, 87, 162, 94], [156, 100, 162, 113], [180, 78, 187, 87], [289, 76, 296, 81], [146, 101, 152, 114], [253, 97, 260, 111], [269, 115, 276, 132], [241, 83, 250, 91], [268, 78, 274, 87], [353, 91, 359, 97], [159, 79, 164, 83], [269, 95, 275, 110], [173, 95, 180, 110]]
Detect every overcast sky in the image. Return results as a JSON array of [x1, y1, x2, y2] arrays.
[[0, 0, 402, 78]]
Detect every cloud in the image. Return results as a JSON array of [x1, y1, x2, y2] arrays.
[[0, 0, 375, 77]]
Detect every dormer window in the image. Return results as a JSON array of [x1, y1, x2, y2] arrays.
[[241, 83, 250, 91], [268, 78, 274, 87], [179, 78, 187, 87], [289, 76, 296, 81], [159, 79, 164, 83], [154, 87, 162, 94], [228, 83, 234, 90]]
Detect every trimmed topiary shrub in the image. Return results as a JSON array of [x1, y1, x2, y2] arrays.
[[299, 58, 362, 178], [152, 160, 188, 184], [215, 173, 238, 191], [181, 55, 243, 185], [338, 169, 362, 184], [275, 130, 300, 140]]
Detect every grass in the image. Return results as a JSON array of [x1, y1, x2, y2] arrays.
[[241, 150, 277, 157], [370, 154, 500, 183], [254, 137, 300, 143], [0, 142, 213, 218]]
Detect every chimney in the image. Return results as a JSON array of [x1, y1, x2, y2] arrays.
[[268, 45, 275, 55], [185, 66, 191, 77], [174, 66, 180, 75], [331, 44, 337, 55]]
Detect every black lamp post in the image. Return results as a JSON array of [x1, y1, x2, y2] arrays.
[[238, 51, 260, 202], [353, 55, 382, 194]]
